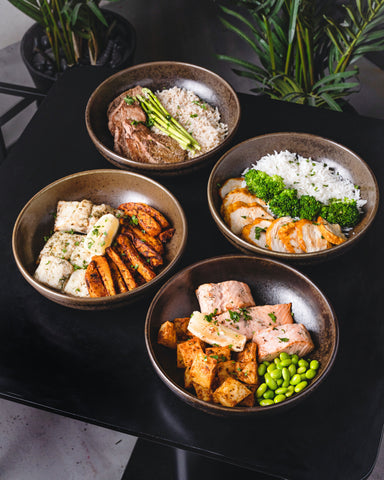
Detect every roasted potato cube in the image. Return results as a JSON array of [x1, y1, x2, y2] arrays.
[[157, 321, 177, 349], [216, 360, 236, 385], [190, 351, 217, 389], [235, 361, 258, 385], [193, 382, 213, 402], [236, 342, 257, 363], [184, 367, 193, 390], [174, 317, 190, 340], [177, 338, 203, 368], [205, 346, 231, 363], [239, 385, 257, 407], [213, 377, 252, 407]]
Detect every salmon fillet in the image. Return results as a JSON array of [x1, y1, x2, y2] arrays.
[[253, 323, 314, 362], [214, 303, 293, 339], [195, 281, 255, 315]]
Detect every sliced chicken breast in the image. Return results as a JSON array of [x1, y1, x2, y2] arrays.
[[241, 218, 272, 248], [221, 188, 267, 216], [318, 217, 347, 245], [219, 177, 244, 199], [196, 280, 255, 315], [224, 201, 273, 235], [295, 219, 330, 252], [253, 323, 314, 362], [265, 217, 292, 252], [278, 221, 304, 253], [214, 303, 294, 339]]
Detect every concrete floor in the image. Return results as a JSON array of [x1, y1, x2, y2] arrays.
[[1, 6, 384, 478]]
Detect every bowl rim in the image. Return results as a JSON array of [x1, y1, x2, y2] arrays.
[[145, 253, 339, 414], [207, 131, 380, 260], [85, 60, 241, 172], [12, 168, 188, 305]]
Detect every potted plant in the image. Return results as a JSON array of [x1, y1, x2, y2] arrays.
[[218, 0, 384, 111], [8, 0, 136, 92]]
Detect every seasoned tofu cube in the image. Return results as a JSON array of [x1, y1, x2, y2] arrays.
[[234, 361, 258, 385], [177, 338, 203, 368], [157, 321, 177, 349], [236, 342, 257, 363], [213, 377, 252, 407], [216, 360, 236, 385], [193, 383, 213, 402], [87, 204, 121, 232], [39, 232, 84, 262], [34, 255, 73, 291], [190, 351, 217, 389], [64, 269, 89, 297], [173, 317, 190, 340], [54, 200, 93, 233]]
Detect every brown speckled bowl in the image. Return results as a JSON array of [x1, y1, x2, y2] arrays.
[[208, 132, 379, 263], [12, 169, 187, 310], [85, 61, 240, 176], [145, 255, 338, 415]]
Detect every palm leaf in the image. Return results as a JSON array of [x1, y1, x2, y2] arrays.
[[87, 0, 108, 27]]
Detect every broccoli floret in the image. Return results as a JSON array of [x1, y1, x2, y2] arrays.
[[299, 195, 322, 220], [320, 198, 360, 227], [244, 170, 285, 202], [269, 189, 300, 218]]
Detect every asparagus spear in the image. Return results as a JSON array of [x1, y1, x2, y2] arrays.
[[136, 88, 201, 153]]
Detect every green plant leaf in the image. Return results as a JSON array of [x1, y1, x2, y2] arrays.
[[220, 17, 264, 57], [87, 0, 108, 27], [216, 54, 268, 76], [70, 3, 82, 26], [288, 0, 300, 44], [319, 93, 343, 111], [7, 0, 43, 24], [312, 70, 357, 88]]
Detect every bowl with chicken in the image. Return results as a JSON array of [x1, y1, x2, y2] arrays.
[[12, 169, 187, 309], [207, 132, 379, 263], [145, 254, 338, 415], [85, 61, 240, 176]]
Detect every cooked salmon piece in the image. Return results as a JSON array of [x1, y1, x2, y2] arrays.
[[265, 217, 292, 252], [241, 218, 272, 248], [214, 303, 294, 339], [219, 177, 244, 199], [253, 323, 314, 362], [195, 280, 255, 315], [278, 221, 304, 253], [295, 219, 330, 252], [317, 217, 347, 245], [221, 188, 267, 216], [224, 201, 273, 235]]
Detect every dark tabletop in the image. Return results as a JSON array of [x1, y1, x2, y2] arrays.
[[0, 66, 383, 480]]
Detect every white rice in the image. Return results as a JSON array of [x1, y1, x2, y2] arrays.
[[153, 87, 228, 158], [243, 150, 366, 208]]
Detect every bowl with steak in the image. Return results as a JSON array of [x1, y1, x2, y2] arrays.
[[145, 255, 338, 415], [12, 169, 187, 309], [85, 61, 240, 176]]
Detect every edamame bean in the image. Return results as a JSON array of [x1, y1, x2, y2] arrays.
[[263, 361, 270, 366], [291, 354, 299, 364], [282, 380, 290, 388], [290, 374, 302, 385], [285, 389, 294, 398], [280, 359, 292, 367], [258, 364, 267, 376], [275, 387, 288, 395], [263, 389, 274, 399], [280, 352, 290, 360], [270, 369, 282, 380], [267, 363, 277, 373], [274, 394, 286, 403], [265, 373, 277, 390], [298, 359, 309, 368], [310, 360, 319, 370], [276, 362, 284, 370], [282, 367, 290, 382], [294, 380, 308, 393], [259, 399, 274, 406], [276, 378, 283, 386], [297, 366, 307, 374], [256, 383, 267, 398], [274, 357, 281, 366], [305, 368, 317, 380], [288, 364, 297, 376]]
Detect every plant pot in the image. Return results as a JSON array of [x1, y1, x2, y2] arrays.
[[20, 9, 136, 93]]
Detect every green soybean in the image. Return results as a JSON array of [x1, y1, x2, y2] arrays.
[[280, 358, 292, 367], [265, 373, 277, 390], [294, 381, 308, 393], [290, 374, 302, 385], [276, 378, 283, 386], [282, 380, 290, 388], [297, 366, 307, 374], [310, 360, 319, 370], [258, 364, 267, 376], [263, 389, 274, 399], [267, 363, 277, 373], [275, 387, 288, 395], [256, 383, 267, 398], [298, 359, 309, 368], [259, 399, 274, 406], [270, 369, 282, 380], [274, 394, 286, 403], [263, 361, 270, 366], [285, 389, 294, 398], [280, 352, 290, 360], [291, 354, 299, 364], [288, 364, 297, 376], [305, 368, 317, 380], [282, 367, 290, 382], [274, 357, 281, 366]]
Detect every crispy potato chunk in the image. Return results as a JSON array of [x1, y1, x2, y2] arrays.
[[205, 346, 231, 363], [184, 367, 193, 390], [216, 360, 236, 385], [193, 383, 213, 402], [213, 377, 252, 407], [174, 317, 190, 340], [236, 342, 257, 363], [239, 385, 257, 407], [177, 338, 203, 368], [235, 361, 258, 385], [190, 351, 218, 389], [157, 321, 177, 349]]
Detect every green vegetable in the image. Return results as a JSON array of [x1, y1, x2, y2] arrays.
[[269, 189, 300, 218], [270, 369, 282, 380], [265, 373, 277, 390], [267, 363, 276, 373], [290, 374, 302, 386], [298, 359, 309, 368], [259, 399, 274, 406], [299, 195, 322, 220], [306, 369, 317, 380], [279, 352, 290, 360], [136, 88, 200, 153], [320, 198, 360, 227], [258, 364, 267, 376], [294, 381, 308, 393], [256, 383, 267, 398], [274, 394, 286, 403], [280, 358, 292, 367], [244, 169, 285, 202], [288, 364, 297, 376], [263, 389, 275, 400], [254, 226, 265, 240], [310, 360, 320, 370], [297, 366, 307, 374], [282, 367, 290, 382]]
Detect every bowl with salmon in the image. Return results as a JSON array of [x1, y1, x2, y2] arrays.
[[12, 169, 187, 309], [145, 255, 338, 415], [85, 61, 240, 176], [207, 132, 379, 263]]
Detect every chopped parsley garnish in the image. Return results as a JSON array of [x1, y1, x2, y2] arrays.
[[268, 312, 277, 323], [228, 309, 241, 322], [278, 337, 289, 342], [210, 355, 219, 360], [239, 307, 251, 321], [131, 264, 139, 270], [204, 309, 218, 322], [190, 113, 198, 118], [130, 215, 139, 226], [254, 226, 266, 240], [124, 95, 135, 105]]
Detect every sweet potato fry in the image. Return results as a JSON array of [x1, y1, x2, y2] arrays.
[[120, 229, 163, 267], [122, 224, 164, 254], [92, 255, 116, 296], [159, 228, 175, 243], [107, 257, 128, 294], [118, 202, 170, 229], [85, 260, 108, 297], [105, 247, 137, 290], [115, 235, 156, 282], [136, 211, 162, 236]]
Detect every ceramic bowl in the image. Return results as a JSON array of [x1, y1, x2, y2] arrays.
[[85, 61, 240, 176], [208, 132, 379, 263], [145, 255, 338, 415], [12, 169, 187, 310]]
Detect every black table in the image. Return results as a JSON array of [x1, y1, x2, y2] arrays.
[[0, 66, 383, 480]]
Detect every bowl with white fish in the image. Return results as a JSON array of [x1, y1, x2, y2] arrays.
[[12, 169, 187, 310], [145, 255, 339, 415], [207, 132, 379, 263], [85, 61, 240, 176]]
